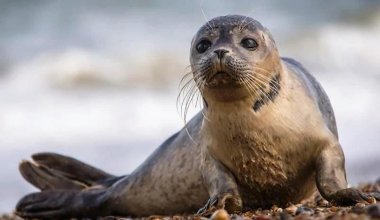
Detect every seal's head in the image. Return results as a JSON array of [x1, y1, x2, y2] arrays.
[[190, 15, 282, 103]]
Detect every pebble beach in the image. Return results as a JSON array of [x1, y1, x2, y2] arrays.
[[1, 180, 379, 220]]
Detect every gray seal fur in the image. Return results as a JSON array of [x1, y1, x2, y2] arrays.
[[15, 15, 380, 219]]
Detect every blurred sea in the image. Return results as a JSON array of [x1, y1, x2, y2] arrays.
[[1, 0, 380, 213]]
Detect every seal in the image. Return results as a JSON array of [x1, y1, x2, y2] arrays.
[[15, 15, 380, 219]]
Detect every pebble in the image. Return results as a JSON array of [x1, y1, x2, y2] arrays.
[[330, 206, 338, 212], [254, 216, 271, 220], [368, 196, 377, 204], [230, 214, 245, 220], [366, 204, 380, 218], [285, 204, 298, 215], [316, 199, 330, 207], [279, 212, 291, 220], [210, 209, 230, 220], [355, 203, 366, 208], [147, 216, 163, 220], [295, 206, 314, 215], [351, 202, 367, 214]]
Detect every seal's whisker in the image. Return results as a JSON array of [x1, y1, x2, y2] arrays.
[[245, 74, 273, 104], [238, 15, 250, 31], [180, 77, 204, 145], [178, 76, 194, 93], [177, 74, 200, 121], [240, 18, 257, 31], [250, 76, 273, 101], [246, 74, 270, 92], [185, 87, 199, 120], [252, 67, 281, 88], [239, 77, 258, 100], [253, 72, 281, 92], [186, 82, 199, 110], [177, 77, 196, 106], [179, 70, 195, 87], [200, 0, 214, 32], [249, 70, 280, 93], [181, 83, 198, 120], [179, 75, 196, 91], [245, 74, 281, 112], [244, 76, 267, 104], [178, 72, 206, 125], [244, 80, 261, 104], [247, 78, 262, 100]]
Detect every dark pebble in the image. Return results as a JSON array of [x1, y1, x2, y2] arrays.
[[295, 206, 314, 215], [279, 212, 291, 220], [230, 214, 244, 220], [352, 205, 366, 214], [366, 204, 380, 218]]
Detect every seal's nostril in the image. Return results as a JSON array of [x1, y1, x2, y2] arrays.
[[214, 49, 229, 59]]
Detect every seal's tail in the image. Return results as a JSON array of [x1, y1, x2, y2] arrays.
[[19, 152, 116, 191]]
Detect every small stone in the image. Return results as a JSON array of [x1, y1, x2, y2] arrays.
[[325, 213, 339, 220], [330, 206, 338, 212], [355, 203, 366, 208], [270, 205, 279, 212], [254, 216, 271, 220], [366, 204, 380, 218], [314, 207, 324, 214], [295, 206, 314, 215], [147, 216, 163, 220], [230, 214, 244, 220], [368, 196, 377, 204], [210, 209, 230, 220], [193, 217, 208, 220], [279, 212, 291, 220], [317, 199, 330, 207], [352, 204, 366, 214], [285, 204, 298, 215]]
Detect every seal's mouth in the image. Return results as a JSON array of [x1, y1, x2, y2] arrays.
[[207, 71, 233, 87], [209, 71, 229, 79]]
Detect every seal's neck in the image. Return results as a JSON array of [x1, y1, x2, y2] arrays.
[[202, 72, 282, 117], [252, 73, 281, 112]]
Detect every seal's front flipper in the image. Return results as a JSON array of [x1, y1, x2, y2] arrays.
[[197, 192, 242, 216], [32, 152, 115, 185], [198, 153, 242, 216], [15, 189, 112, 219], [316, 144, 378, 205]]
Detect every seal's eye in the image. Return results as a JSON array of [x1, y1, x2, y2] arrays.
[[241, 38, 258, 50], [196, 40, 212, 53]]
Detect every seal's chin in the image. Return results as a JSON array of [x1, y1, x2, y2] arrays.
[[202, 72, 249, 102], [207, 72, 239, 88]]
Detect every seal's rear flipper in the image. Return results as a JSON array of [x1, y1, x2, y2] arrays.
[[19, 152, 116, 191], [32, 152, 114, 185], [19, 161, 86, 190], [15, 188, 113, 219]]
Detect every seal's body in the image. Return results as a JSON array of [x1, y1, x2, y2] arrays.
[[16, 15, 379, 219]]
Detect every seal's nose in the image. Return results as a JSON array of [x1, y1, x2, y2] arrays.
[[214, 49, 229, 59]]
